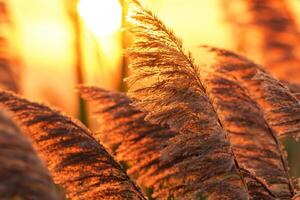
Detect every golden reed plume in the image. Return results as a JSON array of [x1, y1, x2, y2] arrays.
[[0, 0, 299, 199], [203, 46, 300, 140], [0, 90, 146, 200], [126, 0, 249, 198], [78, 86, 176, 198], [125, 0, 300, 199]]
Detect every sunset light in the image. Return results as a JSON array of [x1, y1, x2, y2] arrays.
[[77, 0, 122, 36], [2, 0, 300, 198]]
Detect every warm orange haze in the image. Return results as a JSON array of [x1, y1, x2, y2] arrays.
[[8, 0, 300, 114], [0, 0, 300, 199]]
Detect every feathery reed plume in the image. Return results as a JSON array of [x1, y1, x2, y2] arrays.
[[203, 46, 300, 140], [126, 1, 250, 199], [0, 90, 146, 199], [78, 85, 176, 197], [222, 0, 300, 84], [0, 110, 59, 199], [126, 0, 300, 198], [200, 47, 296, 199], [0, 1, 20, 92]]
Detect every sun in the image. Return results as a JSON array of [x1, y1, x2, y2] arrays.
[[77, 0, 122, 36]]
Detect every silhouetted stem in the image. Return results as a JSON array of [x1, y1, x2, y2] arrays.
[[119, 0, 127, 92], [70, 0, 88, 125]]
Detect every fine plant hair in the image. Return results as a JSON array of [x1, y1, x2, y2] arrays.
[[222, 0, 300, 84], [78, 86, 176, 198], [0, 90, 146, 200], [203, 46, 300, 140], [0, 110, 59, 200], [126, 0, 248, 199], [0, 1, 20, 92], [200, 46, 298, 198], [125, 0, 300, 199], [283, 82, 300, 101]]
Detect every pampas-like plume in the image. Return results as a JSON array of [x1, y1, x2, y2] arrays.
[[200, 46, 296, 199], [78, 86, 176, 198], [126, 0, 299, 199], [203, 46, 300, 140], [126, 1, 249, 199], [222, 0, 300, 84], [0, 1, 20, 92], [0, 90, 146, 200], [0, 110, 59, 199]]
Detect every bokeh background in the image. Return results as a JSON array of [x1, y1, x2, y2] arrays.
[[3, 0, 300, 181]]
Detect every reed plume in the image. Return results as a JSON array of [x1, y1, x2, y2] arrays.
[[126, 1, 249, 199], [0, 90, 146, 200], [203, 46, 300, 140], [126, 0, 300, 199], [0, 110, 59, 199], [200, 46, 299, 199], [78, 86, 176, 198], [222, 0, 300, 84]]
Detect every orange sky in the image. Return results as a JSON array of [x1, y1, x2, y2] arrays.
[[6, 0, 300, 116]]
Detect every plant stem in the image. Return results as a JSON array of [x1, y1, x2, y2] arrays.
[[70, 0, 88, 126], [119, 0, 127, 92]]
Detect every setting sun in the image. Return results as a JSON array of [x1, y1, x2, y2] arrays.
[[77, 0, 122, 36]]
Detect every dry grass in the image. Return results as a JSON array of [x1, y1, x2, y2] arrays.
[[0, 90, 145, 200], [0, 0, 299, 199]]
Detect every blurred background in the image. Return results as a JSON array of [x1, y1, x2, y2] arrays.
[[2, 0, 300, 181]]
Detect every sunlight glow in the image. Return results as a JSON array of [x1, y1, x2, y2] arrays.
[[78, 0, 122, 36]]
